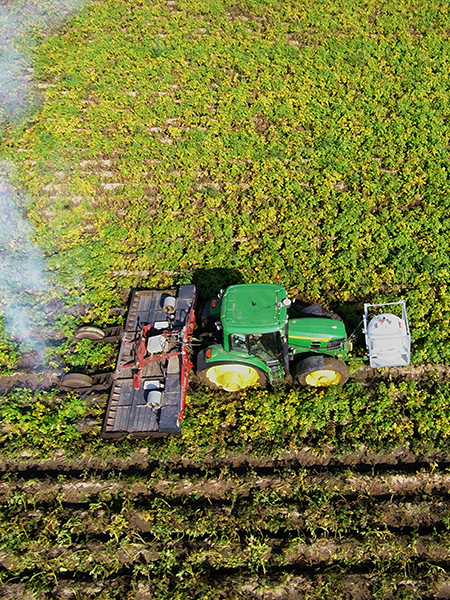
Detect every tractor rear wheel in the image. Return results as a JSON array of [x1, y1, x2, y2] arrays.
[[73, 326, 105, 341], [197, 350, 266, 392], [295, 357, 349, 387]]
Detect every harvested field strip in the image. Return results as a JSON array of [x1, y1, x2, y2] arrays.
[[3, 535, 450, 576], [1, 446, 450, 479], [2, 470, 450, 503]]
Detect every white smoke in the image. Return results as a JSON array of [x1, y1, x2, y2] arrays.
[[0, 0, 85, 122], [0, 0, 86, 358], [0, 162, 48, 352]]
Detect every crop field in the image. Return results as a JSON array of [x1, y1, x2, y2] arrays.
[[1, 0, 450, 597]]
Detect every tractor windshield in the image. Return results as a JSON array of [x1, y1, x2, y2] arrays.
[[229, 331, 282, 362], [248, 332, 282, 362]]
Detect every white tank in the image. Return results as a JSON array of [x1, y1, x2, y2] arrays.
[[364, 302, 411, 368], [367, 314, 405, 354], [163, 296, 176, 314], [144, 380, 163, 409]]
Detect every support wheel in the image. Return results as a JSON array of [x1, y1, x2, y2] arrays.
[[73, 326, 105, 341], [60, 373, 94, 389], [197, 350, 266, 392], [295, 357, 349, 387]]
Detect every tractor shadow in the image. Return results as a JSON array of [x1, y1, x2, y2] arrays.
[[190, 268, 244, 306]]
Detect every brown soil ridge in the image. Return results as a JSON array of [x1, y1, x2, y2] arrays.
[[1, 470, 450, 504], [2, 534, 450, 573], [0, 371, 59, 396], [0, 445, 448, 476], [3, 574, 450, 600], [353, 363, 450, 383]]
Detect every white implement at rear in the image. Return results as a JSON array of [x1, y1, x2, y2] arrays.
[[363, 300, 411, 369]]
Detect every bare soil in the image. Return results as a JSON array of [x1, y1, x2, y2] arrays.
[[2, 469, 450, 504], [0, 443, 448, 479], [2, 369, 450, 599]]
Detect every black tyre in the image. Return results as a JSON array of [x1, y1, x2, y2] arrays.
[[322, 311, 343, 322], [60, 373, 94, 389], [295, 304, 343, 321], [197, 349, 267, 392], [295, 356, 349, 387], [73, 326, 105, 341]]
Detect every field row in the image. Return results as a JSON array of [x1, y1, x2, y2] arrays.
[[2, 359, 450, 397], [3, 377, 450, 460], [2, 572, 449, 600], [2, 532, 450, 599], [2, 468, 450, 503], [2, 443, 450, 476], [2, 497, 449, 541]]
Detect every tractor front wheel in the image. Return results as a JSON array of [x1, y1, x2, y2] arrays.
[[197, 351, 266, 392], [295, 357, 349, 387]]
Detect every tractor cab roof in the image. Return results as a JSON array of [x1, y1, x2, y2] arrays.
[[220, 284, 288, 335]]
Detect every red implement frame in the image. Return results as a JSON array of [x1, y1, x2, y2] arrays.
[[179, 306, 196, 419], [121, 323, 183, 390]]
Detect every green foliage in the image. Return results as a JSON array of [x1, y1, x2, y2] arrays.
[[162, 377, 450, 458], [1, 377, 449, 460], [51, 337, 117, 370], [1, 0, 449, 362], [0, 0, 449, 459], [0, 389, 99, 455], [0, 319, 20, 372], [2, 1, 450, 596]]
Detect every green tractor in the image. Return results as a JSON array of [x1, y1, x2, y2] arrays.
[[197, 283, 352, 392]]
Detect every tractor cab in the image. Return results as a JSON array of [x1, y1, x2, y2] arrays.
[[220, 284, 289, 384], [221, 283, 287, 346]]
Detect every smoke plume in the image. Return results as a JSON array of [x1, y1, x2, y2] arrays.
[[0, 163, 48, 354], [0, 0, 85, 358]]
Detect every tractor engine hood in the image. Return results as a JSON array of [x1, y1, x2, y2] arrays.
[[288, 317, 347, 351]]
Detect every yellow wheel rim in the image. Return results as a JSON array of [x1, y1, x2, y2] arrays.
[[206, 364, 260, 392], [305, 369, 342, 387]]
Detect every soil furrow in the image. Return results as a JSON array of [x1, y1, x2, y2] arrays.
[[1, 446, 450, 479], [352, 363, 450, 384], [2, 534, 450, 574], [2, 573, 450, 600], [1, 470, 450, 504]]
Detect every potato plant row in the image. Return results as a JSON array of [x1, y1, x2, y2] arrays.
[[1, 0, 450, 369], [2, 494, 450, 541], [1, 378, 450, 459], [1, 512, 450, 599]]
